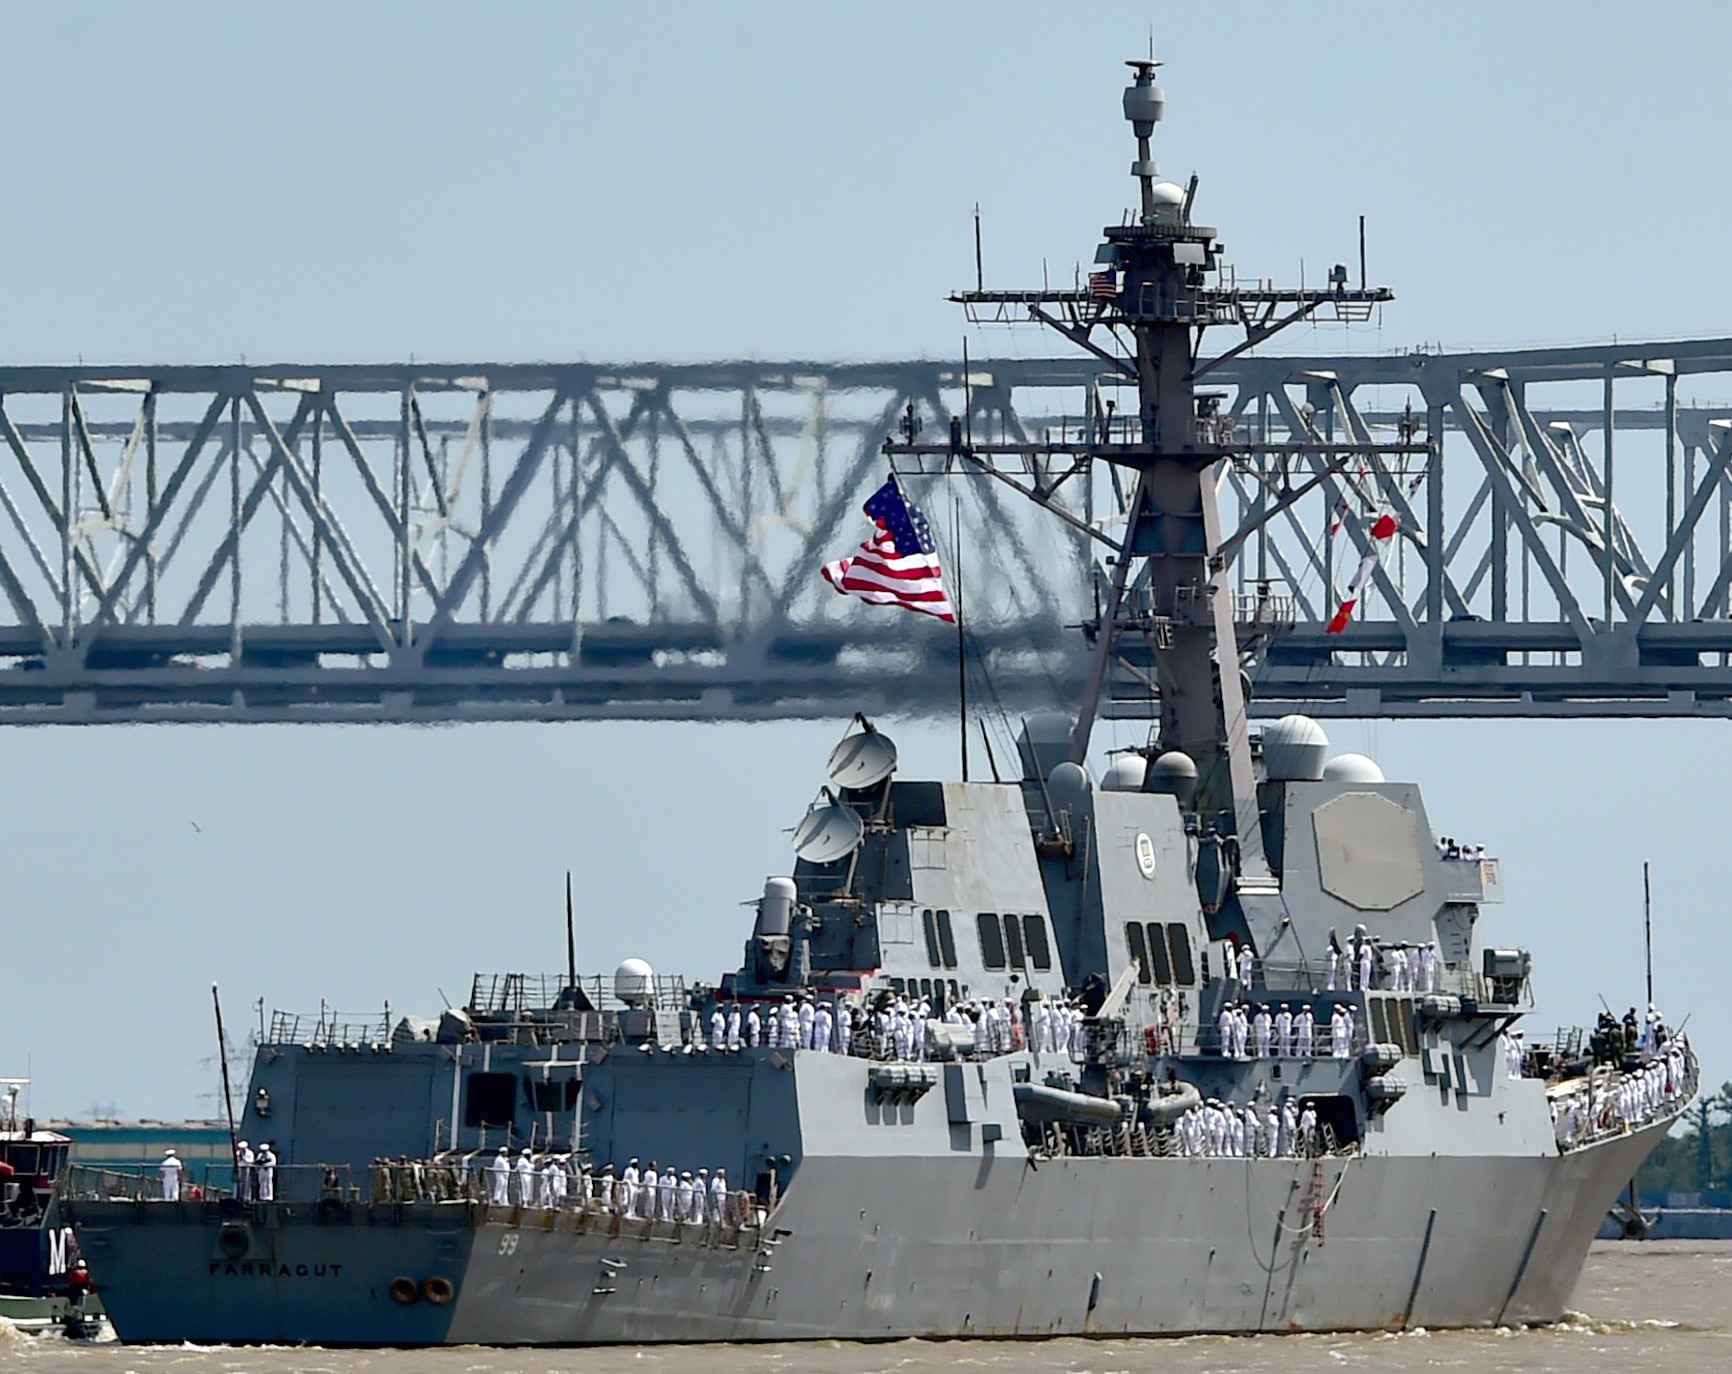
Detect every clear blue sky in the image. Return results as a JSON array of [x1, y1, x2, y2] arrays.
[[3, 2, 1731, 1118]]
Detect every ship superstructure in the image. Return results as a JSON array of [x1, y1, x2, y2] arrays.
[[62, 60, 1695, 1346]]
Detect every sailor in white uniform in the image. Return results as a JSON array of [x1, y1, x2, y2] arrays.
[[725, 1003, 742, 1050], [1294, 1004, 1315, 1059], [710, 1168, 729, 1223], [1274, 1005, 1293, 1058], [489, 1147, 511, 1204], [659, 1167, 678, 1221], [677, 1172, 695, 1223], [1297, 1104, 1318, 1155], [234, 1140, 254, 1202], [1218, 1004, 1236, 1058], [160, 1149, 185, 1202], [1356, 941, 1375, 991], [836, 1001, 853, 1055], [513, 1149, 535, 1205], [1329, 1006, 1349, 1058], [620, 1158, 640, 1215], [1326, 945, 1340, 991], [255, 1143, 277, 1202], [1237, 943, 1255, 987], [1252, 1005, 1272, 1058], [745, 1005, 762, 1047], [798, 998, 817, 1050], [813, 1002, 834, 1053]]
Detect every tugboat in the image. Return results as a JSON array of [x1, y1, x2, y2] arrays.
[[0, 1081, 100, 1337], [64, 59, 1695, 1345]]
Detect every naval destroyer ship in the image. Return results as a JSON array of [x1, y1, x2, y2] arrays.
[[63, 60, 1695, 1345]]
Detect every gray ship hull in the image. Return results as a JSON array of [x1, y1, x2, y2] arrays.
[[71, 1120, 1661, 1345]]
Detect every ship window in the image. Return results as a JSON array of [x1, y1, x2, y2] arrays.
[[1166, 924, 1196, 985], [1023, 915, 1052, 971], [977, 912, 1006, 969], [922, 909, 942, 968], [947, 979, 960, 1002], [1125, 922, 1151, 984], [919, 978, 933, 999], [524, 1077, 575, 1113], [890, 977, 906, 995], [1146, 922, 1173, 984], [1002, 914, 1026, 970], [936, 910, 957, 968], [463, 1072, 516, 1129], [1369, 998, 1390, 1045]]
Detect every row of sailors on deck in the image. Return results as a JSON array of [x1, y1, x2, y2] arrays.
[[1324, 937, 1440, 994], [1228, 937, 1441, 995], [1172, 1098, 1323, 1158], [1550, 1038, 1690, 1147], [470, 1148, 746, 1223], [707, 998, 852, 1054], [1215, 1003, 1361, 1059], [703, 993, 1089, 1063]]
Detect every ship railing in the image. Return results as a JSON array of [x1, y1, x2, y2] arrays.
[[1550, 1037, 1697, 1155], [467, 972, 690, 1018], [366, 1156, 768, 1231], [1041, 1117, 1360, 1161], [265, 1008, 393, 1049], [59, 1161, 363, 1205], [1174, 1014, 1372, 1062], [1237, 955, 1485, 1001], [59, 1163, 229, 1203]]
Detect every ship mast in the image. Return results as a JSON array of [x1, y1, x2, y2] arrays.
[[886, 60, 1424, 879]]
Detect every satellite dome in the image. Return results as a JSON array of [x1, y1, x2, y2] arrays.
[[1102, 754, 1147, 792], [1147, 180, 1186, 226], [1322, 752, 1386, 783], [614, 958, 655, 1008], [1045, 760, 1092, 814], [1143, 750, 1198, 806], [1261, 715, 1329, 782]]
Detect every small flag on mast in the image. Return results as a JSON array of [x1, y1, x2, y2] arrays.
[[821, 479, 956, 623], [1324, 513, 1397, 635], [1088, 269, 1118, 300]]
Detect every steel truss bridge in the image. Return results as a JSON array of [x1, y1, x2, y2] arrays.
[[1, 339, 1730, 724]]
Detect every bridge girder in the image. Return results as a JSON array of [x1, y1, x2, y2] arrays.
[[0, 342, 1728, 723]]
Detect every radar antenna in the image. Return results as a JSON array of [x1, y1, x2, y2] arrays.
[[884, 61, 1429, 879]]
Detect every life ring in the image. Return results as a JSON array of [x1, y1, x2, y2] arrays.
[[421, 1275, 456, 1305], [217, 1224, 249, 1259], [388, 1276, 420, 1305]]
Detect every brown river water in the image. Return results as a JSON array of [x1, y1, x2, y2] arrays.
[[7, 1240, 1730, 1374]]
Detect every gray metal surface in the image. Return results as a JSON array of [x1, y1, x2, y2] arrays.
[[70, 1069, 1672, 1344]]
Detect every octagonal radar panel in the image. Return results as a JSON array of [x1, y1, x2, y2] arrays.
[[827, 724, 898, 790], [793, 800, 866, 865]]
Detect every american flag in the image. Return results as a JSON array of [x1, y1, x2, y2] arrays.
[[821, 479, 956, 622], [1088, 269, 1118, 300]]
